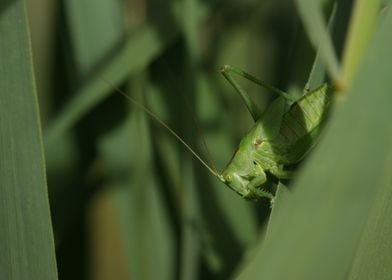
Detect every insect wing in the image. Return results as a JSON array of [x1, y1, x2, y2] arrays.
[[257, 97, 288, 140]]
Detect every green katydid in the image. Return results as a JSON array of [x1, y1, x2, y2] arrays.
[[115, 65, 332, 201], [218, 65, 331, 200]]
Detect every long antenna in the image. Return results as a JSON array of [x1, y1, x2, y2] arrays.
[[102, 79, 220, 178]]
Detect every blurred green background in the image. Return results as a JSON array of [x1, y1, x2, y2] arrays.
[[1, 0, 392, 279]]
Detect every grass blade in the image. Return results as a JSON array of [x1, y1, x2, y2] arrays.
[[0, 1, 57, 278], [304, 4, 336, 91], [340, 0, 381, 89], [296, 0, 340, 82]]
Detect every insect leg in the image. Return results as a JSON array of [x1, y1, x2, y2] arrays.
[[248, 188, 273, 200], [220, 65, 262, 121], [221, 65, 297, 103], [244, 171, 274, 200], [270, 166, 295, 179]]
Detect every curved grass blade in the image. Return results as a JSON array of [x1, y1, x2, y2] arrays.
[[340, 0, 380, 89], [304, 3, 336, 92], [296, 0, 340, 82]]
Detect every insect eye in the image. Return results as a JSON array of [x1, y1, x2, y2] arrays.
[[254, 139, 262, 146], [224, 174, 232, 182]]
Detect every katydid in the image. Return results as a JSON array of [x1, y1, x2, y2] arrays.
[[114, 65, 332, 201], [219, 65, 331, 200]]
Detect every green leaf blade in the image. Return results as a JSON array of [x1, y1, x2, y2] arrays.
[[0, 1, 57, 279], [296, 0, 340, 81]]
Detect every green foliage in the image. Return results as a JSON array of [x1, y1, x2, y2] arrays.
[[1, 0, 390, 279], [0, 0, 57, 278]]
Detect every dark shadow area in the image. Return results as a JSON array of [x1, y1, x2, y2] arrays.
[[0, 0, 14, 16]]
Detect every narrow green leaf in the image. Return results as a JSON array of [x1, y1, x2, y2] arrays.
[[0, 1, 57, 278], [305, 4, 336, 91], [340, 0, 380, 89], [296, 0, 340, 82]]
